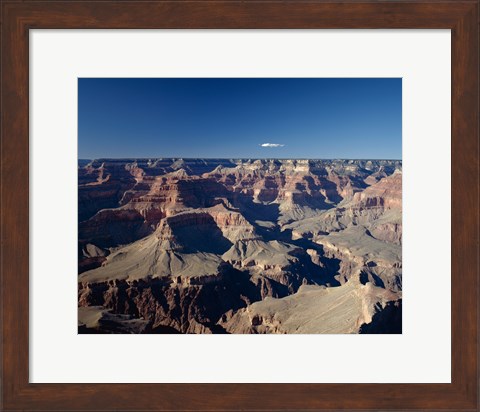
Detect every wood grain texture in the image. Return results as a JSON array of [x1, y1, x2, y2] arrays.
[[1, 1, 478, 411]]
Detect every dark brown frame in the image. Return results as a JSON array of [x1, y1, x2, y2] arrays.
[[1, 1, 478, 411]]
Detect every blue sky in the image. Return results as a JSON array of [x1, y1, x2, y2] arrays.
[[78, 78, 401, 159]]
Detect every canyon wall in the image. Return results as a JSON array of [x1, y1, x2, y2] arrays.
[[78, 158, 402, 334]]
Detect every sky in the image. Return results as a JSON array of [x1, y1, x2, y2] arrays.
[[78, 78, 401, 159]]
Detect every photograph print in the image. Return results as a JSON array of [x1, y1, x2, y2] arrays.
[[78, 78, 402, 334]]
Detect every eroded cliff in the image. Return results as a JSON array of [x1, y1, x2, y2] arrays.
[[78, 158, 402, 334]]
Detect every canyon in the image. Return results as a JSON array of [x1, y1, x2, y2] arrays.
[[78, 158, 402, 334]]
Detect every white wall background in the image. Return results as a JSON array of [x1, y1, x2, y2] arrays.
[[30, 30, 451, 383]]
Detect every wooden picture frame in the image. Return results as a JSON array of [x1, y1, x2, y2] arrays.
[[1, 1, 478, 410]]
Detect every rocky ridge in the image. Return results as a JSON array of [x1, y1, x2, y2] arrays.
[[78, 158, 402, 334]]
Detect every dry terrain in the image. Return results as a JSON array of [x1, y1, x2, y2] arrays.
[[78, 158, 402, 334]]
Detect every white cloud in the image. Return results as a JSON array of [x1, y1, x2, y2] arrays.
[[260, 143, 285, 148]]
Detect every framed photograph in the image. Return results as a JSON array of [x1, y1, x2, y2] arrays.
[[77, 77, 403, 336], [1, 1, 478, 411]]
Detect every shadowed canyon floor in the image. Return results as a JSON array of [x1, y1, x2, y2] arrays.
[[78, 158, 402, 334]]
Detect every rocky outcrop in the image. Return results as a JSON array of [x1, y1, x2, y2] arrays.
[[220, 277, 401, 334], [78, 266, 267, 334], [314, 226, 402, 291], [286, 171, 402, 244], [78, 160, 138, 222], [351, 170, 402, 210], [78, 158, 402, 334]]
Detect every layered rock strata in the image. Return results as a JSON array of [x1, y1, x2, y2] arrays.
[[78, 158, 402, 334]]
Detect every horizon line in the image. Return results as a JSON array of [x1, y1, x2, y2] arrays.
[[79, 157, 402, 161]]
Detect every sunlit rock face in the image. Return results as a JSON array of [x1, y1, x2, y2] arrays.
[[78, 158, 402, 334]]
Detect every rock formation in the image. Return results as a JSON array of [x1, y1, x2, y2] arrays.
[[78, 158, 402, 334]]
